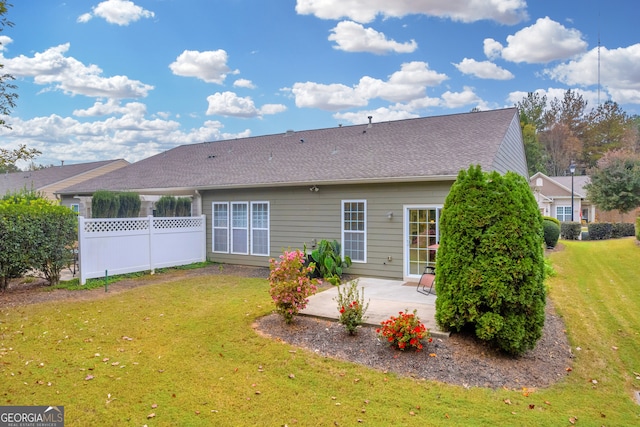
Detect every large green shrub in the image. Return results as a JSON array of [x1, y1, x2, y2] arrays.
[[0, 197, 77, 288], [435, 165, 546, 356], [543, 219, 560, 248], [155, 195, 177, 217], [175, 197, 192, 216], [636, 217, 640, 241], [116, 192, 141, 218], [542, 216, 560, 226], [92, 190, 119, 218]]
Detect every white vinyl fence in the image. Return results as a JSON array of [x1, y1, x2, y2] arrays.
[[78, 215, 206, 285]]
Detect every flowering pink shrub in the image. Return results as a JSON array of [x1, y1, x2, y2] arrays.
[[376, 310, 431, 351], [269, 249, 321, 324]]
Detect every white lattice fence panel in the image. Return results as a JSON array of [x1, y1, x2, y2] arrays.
[[79, 216, 206, 284]]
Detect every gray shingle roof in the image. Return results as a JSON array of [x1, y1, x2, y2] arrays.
[[60, 108, 521, 194], [1, 159, 127, 196]]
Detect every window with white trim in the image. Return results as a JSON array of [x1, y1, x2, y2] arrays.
[[231, 202, 249, 254], [342, 200, 366, 262], [212, 202, 229, 253], [556, 206, 572, 222], [251, 202, 270, 256]]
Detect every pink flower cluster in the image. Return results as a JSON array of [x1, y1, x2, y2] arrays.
[[268, 249, 321, 324]]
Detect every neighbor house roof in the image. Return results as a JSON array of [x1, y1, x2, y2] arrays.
[[60, 108, 525, 195], [1, 159, 129, 200], [530, 172, 589, 199]]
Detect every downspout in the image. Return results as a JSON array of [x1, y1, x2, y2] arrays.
[[194, 190, 202, 216]]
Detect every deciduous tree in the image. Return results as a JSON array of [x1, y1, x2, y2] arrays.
[[585, 150, 640, 214]]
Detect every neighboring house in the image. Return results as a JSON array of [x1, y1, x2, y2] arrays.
[[1, 159, 129, 213], [529, 172, 640, 224], [529, 172, 592, 223], [58, 108, 528, 281]]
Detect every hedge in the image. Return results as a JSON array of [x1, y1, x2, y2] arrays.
[[0, 198, 77, 289], [560, 222, 581, 240], [588, 222, 636, 240]]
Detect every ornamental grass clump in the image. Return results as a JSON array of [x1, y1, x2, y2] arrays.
[[268, 249, 321, 324], [377, 310, 431, 351], [335, 280, 369, 335]]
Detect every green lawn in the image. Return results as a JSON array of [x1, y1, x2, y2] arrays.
[[1, 239, 639, 426]]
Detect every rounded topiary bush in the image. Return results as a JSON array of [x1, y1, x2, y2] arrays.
[[435, 165, 546, 356], [543, 219, 560, 248]]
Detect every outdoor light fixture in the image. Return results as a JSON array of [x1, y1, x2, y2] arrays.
[[570, 161, 576, 221], [309, 185, 319, 192], [387, 211, 393, 219]]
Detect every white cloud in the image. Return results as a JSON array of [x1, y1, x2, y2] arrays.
[[483, 38, 503, 60], [328, 21, 417, 54], [206, 91, 286, 118], [79, 0, 155, 26], [3, 113, 250, 166], [291, 61, 447, 110], [496, 17, 588, 64], [0, 35, 13, 51], [453, 58, 514, 80], [291, 82, 368, 111], [334, 107, 419, 124], [296, 0, 528, 25], [545, 44, 640, 104], [1, 43, 153, 99], [169, 49, 238, 84], [233, 78, 256, 89], [441, 86, 484, 108], [73, 100, 147, 117]]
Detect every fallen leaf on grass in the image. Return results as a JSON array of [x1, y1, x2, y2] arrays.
[[122, 336, 133, 341], [151, 404, 157, 409], [528, 404, 535, 409], [503, 399, 511, 405], [85, 374, 94, 381], [429, 353, 437, 358], [147, 413, 155, 419], [569, 416, 577, 424]]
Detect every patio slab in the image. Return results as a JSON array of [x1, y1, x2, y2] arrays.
[[300, 277, 449, 338]]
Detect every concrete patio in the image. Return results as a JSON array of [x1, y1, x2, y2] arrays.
[[300, 277, 449, 338]]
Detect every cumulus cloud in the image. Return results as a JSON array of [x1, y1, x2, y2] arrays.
[[233, 78, 256, 89], [296, 0, 528, 25], [1, 43, 153, 99], [169, 49, 238, 84], [545, 44, 640, 104], [441, 86, 484, 109], [291, 61, 447, 110], [3, 112, 250, 166], [78, 0, 154, 26], [73, 100, 147, 117], [453, 58, 514, 80], [0, 35, 13, 51], [487, 17, 587, 64], [206, 91, 286, 118], [328, 21, 417, 54]]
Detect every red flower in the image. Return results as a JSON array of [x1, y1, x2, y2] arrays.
[[339, 307, 345, 314]]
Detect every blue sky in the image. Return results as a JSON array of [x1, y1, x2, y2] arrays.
[[1, 0, 639, 167]]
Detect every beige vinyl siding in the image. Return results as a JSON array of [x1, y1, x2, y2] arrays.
[[202, 180, 453, 279]]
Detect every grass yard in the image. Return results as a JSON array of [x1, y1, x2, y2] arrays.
[[1, 239, 639, 426]]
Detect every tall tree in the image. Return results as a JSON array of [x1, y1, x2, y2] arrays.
[[540, 90, 587, 174], [584, 150, 640, 215], [0, 3, 40, 170], [516, 91, 548, 131], [582, 101, 632, 168]]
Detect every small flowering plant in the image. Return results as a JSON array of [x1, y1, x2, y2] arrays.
[[376, 309, 432, 351], [334, 280, 369, 335], [269, 249, 321, 324]]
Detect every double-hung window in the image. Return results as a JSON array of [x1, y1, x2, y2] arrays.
[[212, 202, 229, 253], [231, 202, 249, 254], [251, 202, 269, 256], [556, 206, 572, 222], [342, 200, 366, 262]]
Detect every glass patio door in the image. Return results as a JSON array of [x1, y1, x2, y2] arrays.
[[406, 207, 441, 278]]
